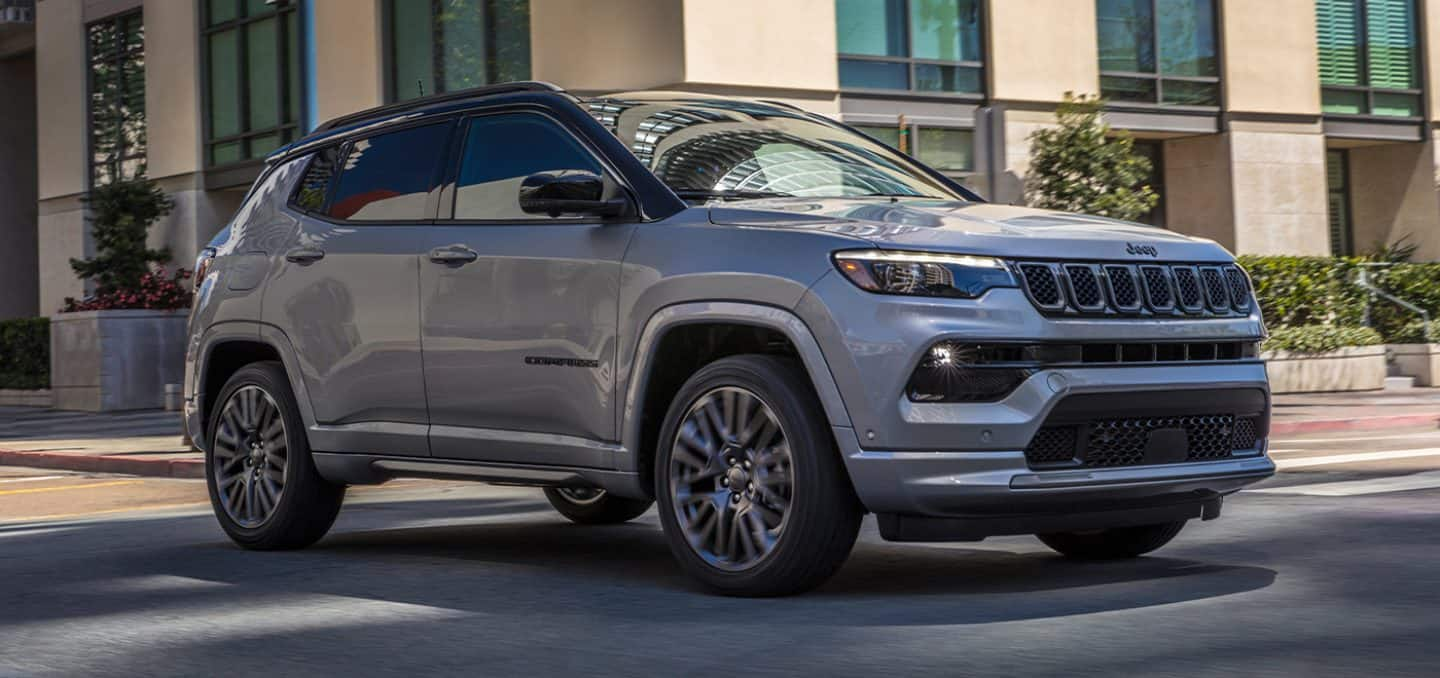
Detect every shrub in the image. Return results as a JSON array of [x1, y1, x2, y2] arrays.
[[1024, 93, 1159, 222], [1385, 320, 1439, 345], [62, 266, 193, 312], [0, 318, 50, 390], [1238, 255, 1440, 343], [63, 176, 185, 312], [1263, 325, 1383, 354]]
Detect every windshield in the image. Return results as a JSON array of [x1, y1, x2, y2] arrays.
[[583, 96, 977, 202]]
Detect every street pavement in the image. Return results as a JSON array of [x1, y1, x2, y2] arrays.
[[1, 426, 1438, 676]]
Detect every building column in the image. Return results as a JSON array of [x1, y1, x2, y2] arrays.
[[0, 44, 37, 320], [34, 0, 87, 315], [1226, 121, 1330, 255]]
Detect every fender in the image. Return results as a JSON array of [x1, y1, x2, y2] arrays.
[[617, 301, 854, 475], [191, 321, 322, 454]]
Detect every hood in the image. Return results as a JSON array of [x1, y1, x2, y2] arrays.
[[708, 198, 1234, 262]]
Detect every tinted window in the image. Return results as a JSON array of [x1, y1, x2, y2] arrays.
[[328, 123, 450, 221], [453, 113, 603, 220], [291, 146, 340, 213]]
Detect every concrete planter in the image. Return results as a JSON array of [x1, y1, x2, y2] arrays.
[[50, 309, 188, 411], [1388, 343, 1440, 386], [1263, 345, 1387, 394], [0, 389, 52, 407]]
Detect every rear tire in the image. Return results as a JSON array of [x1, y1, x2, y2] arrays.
[[206, 361, 345, 550], [1037, 521, 1186, 560], [654, 355, 863, 597], [543, 488, 653, 524]]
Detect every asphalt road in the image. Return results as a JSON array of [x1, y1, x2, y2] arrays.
[[2, 428, 1439, 677]]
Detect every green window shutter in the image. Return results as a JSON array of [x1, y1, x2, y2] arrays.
[[1316, 0, 1361, 86], [1366, 0, 1418, 89]]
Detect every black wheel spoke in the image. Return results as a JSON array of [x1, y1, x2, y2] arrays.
[[212, 385, 289, 529]]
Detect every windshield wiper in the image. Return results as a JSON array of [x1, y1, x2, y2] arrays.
[[673, 189, 794, 201]]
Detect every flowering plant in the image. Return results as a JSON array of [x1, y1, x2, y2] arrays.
[[62, 267, 193, 312]]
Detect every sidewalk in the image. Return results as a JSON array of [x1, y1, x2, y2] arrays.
[[3, 388, 1440, 478]]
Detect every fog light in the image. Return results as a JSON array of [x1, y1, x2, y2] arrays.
[[906, 342, 1036, 403]]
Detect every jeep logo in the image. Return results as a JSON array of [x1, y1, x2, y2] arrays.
[[1126, 243, 1159, 258]]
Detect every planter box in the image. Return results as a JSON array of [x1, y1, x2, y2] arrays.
[[1388, 343, 1440, 387], [50, 309, 187, 411], [1263, 345, 1387, 394], [0, 389, 52, 408]]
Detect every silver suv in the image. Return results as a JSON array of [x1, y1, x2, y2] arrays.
[[185, 82, 1274, 596]]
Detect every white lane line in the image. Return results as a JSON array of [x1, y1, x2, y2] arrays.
[[1274, 447, 1440, 469], [1272, 431, 1440, 445], [1253, 471, 1440, 496], [0, 475, 69, 484]]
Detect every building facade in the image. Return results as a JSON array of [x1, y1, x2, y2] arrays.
[[4, 0, 1440, 318]]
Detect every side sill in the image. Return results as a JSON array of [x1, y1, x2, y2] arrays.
[[311, 453, 650, 500]]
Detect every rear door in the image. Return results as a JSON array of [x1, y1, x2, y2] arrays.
[[262, 120, 454, 456], [419, 109, 636, 466]]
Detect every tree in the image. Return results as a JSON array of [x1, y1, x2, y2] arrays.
[[1024, 93, 1159, 222], [69, 177, 174, 295]]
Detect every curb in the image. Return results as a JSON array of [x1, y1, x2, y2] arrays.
[[0, 449, 204, 479], [1270, 412, 1440, 436]]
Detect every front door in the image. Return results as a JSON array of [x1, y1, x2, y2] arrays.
[[419, 111, 635, 466], [262, 121, 454, 456]]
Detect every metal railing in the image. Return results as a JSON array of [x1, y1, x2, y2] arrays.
[[1356, 263, 1434, 343]]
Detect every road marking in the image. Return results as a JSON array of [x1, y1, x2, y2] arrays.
[[0, 500, 209, 525], [0, 475, 70, 484], [1272, 431, 1440, 445], [1253, 471, 1440, 496], [0, 480, 141, 497], [1273, 447, 1440, 469]]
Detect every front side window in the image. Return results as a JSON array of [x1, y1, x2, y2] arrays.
[[587, 98, 974, 201], [1096, 0, 1219, 106], [87, 10, 145, 186], [327, 123, 452, 221], [203, 0, 303, 166], [452, 113, 603, 220], [835, 0, 984, 95], [1317, 0, 1421, 117], [386, 0, 532, 103]]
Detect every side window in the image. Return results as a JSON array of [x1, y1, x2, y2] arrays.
[[453, 113, 604, 220], [327, 123, 451, 221], [291, 146, 340, 213]]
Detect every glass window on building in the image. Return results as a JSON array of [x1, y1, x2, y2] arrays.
[[1326, 150, 1354, 255], [1317, 0, 1421, 117], [386, 0, 532, 103], [1096, 0, 1219, 106], [87, 10, 145, 186], [836, 0, 984, 95], [203, 0, 303, 167], [851, 122, 975, 182], [1132, 140, 1166, 227]]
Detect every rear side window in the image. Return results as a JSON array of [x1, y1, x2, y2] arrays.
[[291, 146, 340, 213], [327, 123, 451, 221], [453, 113, 604, 220]]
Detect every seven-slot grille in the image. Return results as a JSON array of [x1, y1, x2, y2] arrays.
[[1014, 261, 1251, 317], [1024, 414, 1265, 469]]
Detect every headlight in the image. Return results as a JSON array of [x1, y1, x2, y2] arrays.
[[833, 250, 1016, 298]]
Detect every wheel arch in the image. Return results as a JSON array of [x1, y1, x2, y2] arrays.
[[194, 323, 319, 452], [619, 302, 853, 495]]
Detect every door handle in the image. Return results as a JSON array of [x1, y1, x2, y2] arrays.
[[429, 246, 479, 265], [284, 247, 325, 264]]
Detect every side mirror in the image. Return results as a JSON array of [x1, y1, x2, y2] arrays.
[[518, 172, 632, 218]]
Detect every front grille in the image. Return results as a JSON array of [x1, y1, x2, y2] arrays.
[[1025, 414, 1264, 469], [1015, 261, 1252, 318]]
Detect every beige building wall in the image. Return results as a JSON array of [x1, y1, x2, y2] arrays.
[[1426, 0, 1440, 121], [1164, 134, 1236, 250], [35, 0, 88, 313], [995, 108, 1058, 205], [680, 0, 837, 94], [1348, 140, 1440, 260], [1220, 0, 1320, 116], [1228, 123, 1330, 255], [986, 0, 1099, 104], [313, 0, 383, 122], [531, 0, 684, 91]]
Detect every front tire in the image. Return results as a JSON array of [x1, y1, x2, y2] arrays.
[[206, 361, 345, 550], [543, 487, 653, 524], [654, 355, 862, 597], [1037, 521, 1187, 560]]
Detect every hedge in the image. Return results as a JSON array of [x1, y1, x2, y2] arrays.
[[0, 317, 48, 390], [1239, 255, 1440, 344], [1262, 325, 1383, 354]]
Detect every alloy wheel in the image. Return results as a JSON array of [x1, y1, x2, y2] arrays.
[[212, 385, 289, 528], [555, 487, 606, 505], [668, 386, 794, 571]]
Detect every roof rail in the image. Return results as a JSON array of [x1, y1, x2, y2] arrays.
[[314, 81, 566, 133]]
